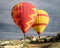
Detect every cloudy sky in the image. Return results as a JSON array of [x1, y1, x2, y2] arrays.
[[0, 0, 60, 32]]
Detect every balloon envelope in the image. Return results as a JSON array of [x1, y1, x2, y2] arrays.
[[11, 2, 37, 34], [32, 10, 49, 34]]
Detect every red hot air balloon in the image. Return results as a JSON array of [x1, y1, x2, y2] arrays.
[[11, 2, 37, 37]]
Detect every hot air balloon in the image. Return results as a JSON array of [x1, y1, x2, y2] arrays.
[[11, 2, 37, 39], [32, 10, 49, 38]]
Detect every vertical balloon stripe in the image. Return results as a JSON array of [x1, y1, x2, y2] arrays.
[[34, 16, 49, 24], [33, 26, 47, 33], [38, 10, 48, 15]]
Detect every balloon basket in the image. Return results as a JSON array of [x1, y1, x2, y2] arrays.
[[23, 34, 26, 40], [38, 34, 40, 39]]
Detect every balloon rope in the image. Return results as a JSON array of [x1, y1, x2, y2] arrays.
[[38, 34, 40, 38], [24, 34, 26, 40], [37, 32, 40, 38]]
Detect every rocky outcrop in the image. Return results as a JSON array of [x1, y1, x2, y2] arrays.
[[56, 32, 60, 40], [0, 40, 29, 48], [0, 33, 60, 48]]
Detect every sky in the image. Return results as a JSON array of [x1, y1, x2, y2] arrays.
[[0, 0, 60, 32]]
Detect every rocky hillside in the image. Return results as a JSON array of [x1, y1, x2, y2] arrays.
[[0, 32, 60, 48]]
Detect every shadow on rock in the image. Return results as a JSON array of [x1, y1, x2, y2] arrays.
[[40, 43, 51, 48]]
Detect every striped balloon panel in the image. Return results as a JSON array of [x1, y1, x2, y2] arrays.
[[32, 10, 49, 34]]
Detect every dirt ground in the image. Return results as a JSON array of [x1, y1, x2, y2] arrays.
[[28, 42, 60, 48]]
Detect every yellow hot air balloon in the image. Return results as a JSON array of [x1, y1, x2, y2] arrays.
[[32, 10, 49, 37]]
